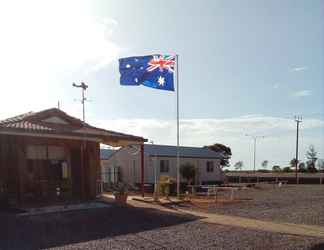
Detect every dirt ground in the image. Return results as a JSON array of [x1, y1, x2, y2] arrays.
[[1, 200, 323, 250], [181, 184, 324, 226], [1, 185, 324, 250]]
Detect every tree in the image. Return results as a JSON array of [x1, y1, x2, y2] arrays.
[[180, 163, 196, 185], [290, 158, 298, 168], [272, 165, 281, 172], [261, 160, 269, 169], [317, 159, 324, 172], [298, 162, 307, 173], [234, 161, 243, 171], [306, 145, 318, 167], [207, 143, 232, 168], [306, 160, 318, 173]]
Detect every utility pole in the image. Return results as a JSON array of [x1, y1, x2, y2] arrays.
[[150, 140, 158, 201], [72, 82, 88, 122], [294, 116, 302, 184], [246, 134, 265, 173]]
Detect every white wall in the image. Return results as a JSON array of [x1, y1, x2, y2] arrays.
[[101, 147, 225, 184], [146, 157, 224, 184]]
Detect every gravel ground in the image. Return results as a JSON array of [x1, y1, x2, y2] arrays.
[[1, 199, 323, 250], [183, 185, 324, 226], [1, 203, 196, 250], [46, 221, 324, 250]]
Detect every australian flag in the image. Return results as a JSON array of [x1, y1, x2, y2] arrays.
[[119, 55, 175, 91]]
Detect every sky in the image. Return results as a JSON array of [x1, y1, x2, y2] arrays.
[[0, 0, 323, 169]]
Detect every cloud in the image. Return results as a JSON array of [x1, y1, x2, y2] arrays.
[[95, 115, 324, 169], [95, 115, 324, 146], [292, 90, 312, 97], [291, 66, 307, 72]]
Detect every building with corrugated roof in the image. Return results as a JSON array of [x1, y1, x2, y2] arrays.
[[101, 144, 226, 187]]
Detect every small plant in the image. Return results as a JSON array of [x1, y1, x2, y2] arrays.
[[113, 182, 128, 195], [113, 182, 128, 204]]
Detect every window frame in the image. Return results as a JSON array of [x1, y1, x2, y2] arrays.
[[160, 159, 170, 173], [26, 144, 69, 180], [206, 161, 214, 173]]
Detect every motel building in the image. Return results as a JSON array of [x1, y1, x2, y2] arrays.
[[0, 108, 145, 208], [101, 144, 226, 189]]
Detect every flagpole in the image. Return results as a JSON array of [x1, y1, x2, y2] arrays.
[[175, 54, 180, 198]]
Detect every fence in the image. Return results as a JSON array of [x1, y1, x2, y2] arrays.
[[226, 174, 324, 185]]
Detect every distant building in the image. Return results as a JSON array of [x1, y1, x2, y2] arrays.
[[101, 144, 226, 186], [100, 148, 115, 160]]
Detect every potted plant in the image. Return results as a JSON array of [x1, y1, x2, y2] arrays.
[[158, 175, 175, 199], [113, 183, 128, 205]]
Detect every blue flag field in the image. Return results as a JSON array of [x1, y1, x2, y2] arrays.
[[119, 55, 175, 91]]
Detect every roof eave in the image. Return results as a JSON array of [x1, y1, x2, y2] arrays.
[[0, 127, 147, 146], [146, 154, 223, 159]]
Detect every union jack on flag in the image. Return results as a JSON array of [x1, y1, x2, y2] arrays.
[[147, 55, 175, 73], [119, 54, 175, 91]]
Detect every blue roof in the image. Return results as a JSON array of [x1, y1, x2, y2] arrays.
[[144, 144, 223, 159], [100, 149, 115, 159]]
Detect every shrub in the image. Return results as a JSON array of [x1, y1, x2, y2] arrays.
[[282, 166, 293, 173], [257, 169, 270, 173], [180, 163, 196, 184]]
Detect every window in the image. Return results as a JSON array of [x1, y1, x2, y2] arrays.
[[206, 161, 214, 172], [26, 145, 47, 160], [26, 145, 69, 180], [48, 146, 65, 160], [160, 160, 169, 173]]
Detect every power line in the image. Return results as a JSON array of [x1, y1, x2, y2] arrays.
[[294, 115, 302, 184], [245, 134, 265, 173]]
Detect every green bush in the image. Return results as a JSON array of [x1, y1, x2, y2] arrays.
[[282, 166, 293, 173], [180, 163, 196, 184], [272, 165, 281, 172]]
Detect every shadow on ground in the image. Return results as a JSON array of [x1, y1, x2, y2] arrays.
[[0, 201, 199, 250], [309, 243, 324, 250]]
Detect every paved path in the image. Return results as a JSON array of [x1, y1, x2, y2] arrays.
[[181, 209, 324, 238], [126, 197, 324, 238]]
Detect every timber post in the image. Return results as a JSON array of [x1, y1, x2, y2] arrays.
[[141, 144, 144, 197]]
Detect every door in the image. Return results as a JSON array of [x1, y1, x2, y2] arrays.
[[71, 148, 82, 199]]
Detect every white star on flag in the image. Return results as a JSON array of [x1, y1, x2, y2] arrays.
[[157, 76, 165, 86]]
